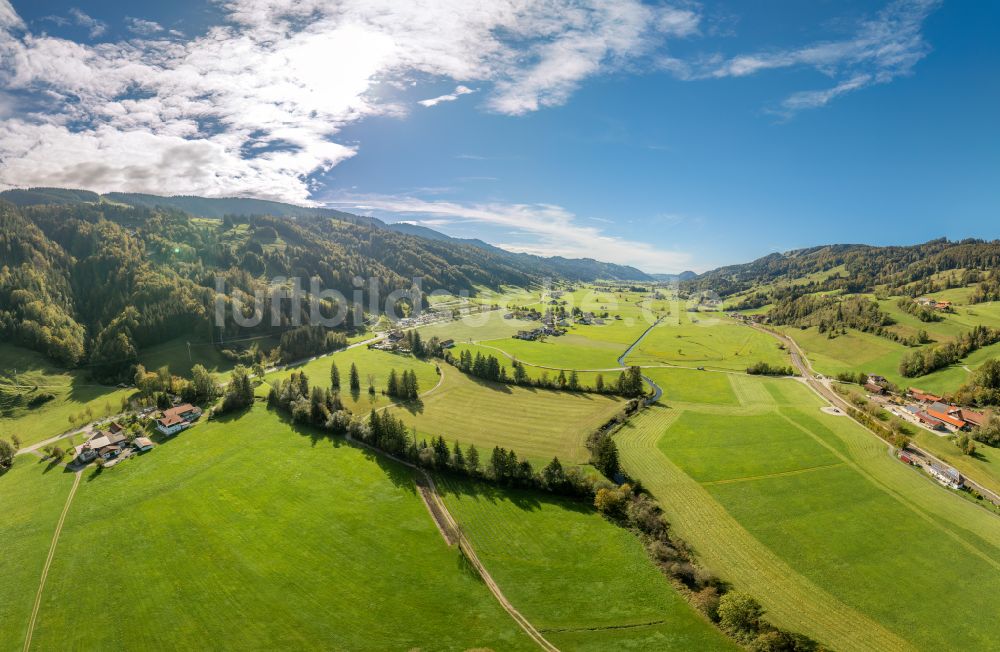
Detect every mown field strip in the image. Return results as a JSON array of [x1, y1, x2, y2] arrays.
[[617, 407, 914, 652]]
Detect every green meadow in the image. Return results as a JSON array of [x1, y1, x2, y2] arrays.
[[625, 312, 791, 372], [782, 294, 1000, 393], [137, 336, 239, 379], [617, 374, 1000, 651], [0, 344, 134, 446], [385, 367, 625, 467], [438, 475, 736, 651], [21, 407, 534, 651], [264, 345, 441, 415], [0, 458, 75, 651]]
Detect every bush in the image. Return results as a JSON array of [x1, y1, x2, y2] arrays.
[[718, 592, 764, 640]]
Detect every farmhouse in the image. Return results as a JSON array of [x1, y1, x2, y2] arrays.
[[928, 462, 964, 490], [957, 408, 987, 428], [926, 402, 968, 432], [75, 430, 128, 463], [915, 411, 946, 431], [156, 403, 203, 436], [908, 388, 942, 404], [864, 381, 886, 395]]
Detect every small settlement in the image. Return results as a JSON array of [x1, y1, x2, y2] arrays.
[[73, 403, 203, 468]]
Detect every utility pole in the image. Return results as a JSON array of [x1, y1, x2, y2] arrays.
[[187, 341, 192, 363]]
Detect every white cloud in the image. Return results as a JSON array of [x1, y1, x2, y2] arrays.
[[126, 17, 164, 36], [0, 0, 699, 202], [660, 0, 939, 114], [327, 194, 693, 273], [418, 85, 474, 107], [0, 0, 23, 31], [68, 7, 107, 39]]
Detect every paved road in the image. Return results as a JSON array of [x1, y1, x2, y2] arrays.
[[754, 323, 1000, 508]]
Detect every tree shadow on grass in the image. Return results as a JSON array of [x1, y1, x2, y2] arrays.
[[394, 397, 425, 416], [432, 471, 583, 514], [465, 376, 513, 394]]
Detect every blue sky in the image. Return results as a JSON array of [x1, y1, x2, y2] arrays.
[[0, 1, 997, 272]]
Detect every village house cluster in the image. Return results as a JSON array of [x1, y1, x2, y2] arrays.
[[905, 388, 986, 433], [72, 403, 203, 468], [74, 421, 153, 467], [915, 297, 954, 312]]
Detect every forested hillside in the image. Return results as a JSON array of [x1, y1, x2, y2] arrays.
[[683, 239, 1000, 298], [0, 190, 652, 380]]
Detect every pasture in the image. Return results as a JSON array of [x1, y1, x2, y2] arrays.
[[626, 312, 791, 371], [384, 366, 625, 467], [264, 346, 441, 415], [0, 344, 134, 446], [137, 337, 238, 379], [0, 458, 75, 651], [617, 373, 1000, 651], [438, 475, 736, 651], [22, 407, 534, 650]]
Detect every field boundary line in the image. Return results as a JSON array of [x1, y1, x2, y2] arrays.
[[23, 468, 82, 652], [700, 462, 845, 486]]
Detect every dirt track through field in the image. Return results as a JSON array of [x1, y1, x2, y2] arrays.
[[23, 469, 82, 652], [345, 401, 559, 651]]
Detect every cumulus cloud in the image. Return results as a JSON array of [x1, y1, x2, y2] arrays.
[[0, 0, 698, 202], [328, 194, 693, 273], [661, 0, 939, 114], [418, 85, 474, 108]]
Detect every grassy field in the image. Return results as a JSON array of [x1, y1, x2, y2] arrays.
[[0, 344, 134, 446], [137, 337, 238, 379], [438, 475, 736, 651], [616, 374, 1000, 651], [265, 346, 441, 415], [0, 458, 75, 651], [783, 296, 1000, 394], [385, 366, 625, 467], [450, 342, 610, 387], [23, 406, 535, 650], [626, 312, 791, 372]]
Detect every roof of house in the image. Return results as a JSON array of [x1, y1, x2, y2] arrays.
[[108, 421, 125, 433], [930, 462, 962, 482], [163, 403, 200, 419], [909, 388, 942, 402], [926, 409, 966, 429], [916, 411, 945, 427], [134, 437, 154, 448], [864, 382, 884, 393], [158, 414, 185, 427], [87, 435, 110, 449], [105, 432, 127, 445], [958, 408, 987, 427]]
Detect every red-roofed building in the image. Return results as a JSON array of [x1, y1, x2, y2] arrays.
[[908, 388, 942, 403], [925, 408, 966, 432], [957, 408, 987, 428], [156, 404, 203, 436], [916, 411, 945, 431]]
